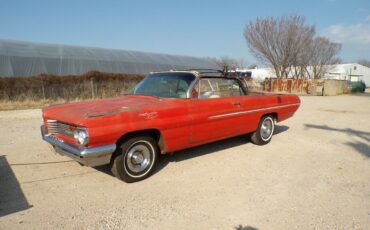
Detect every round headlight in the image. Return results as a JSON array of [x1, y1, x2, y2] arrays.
[[74, 128, 89, 146]]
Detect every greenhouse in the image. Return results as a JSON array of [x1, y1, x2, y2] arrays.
[[0, 39, 218, 77]]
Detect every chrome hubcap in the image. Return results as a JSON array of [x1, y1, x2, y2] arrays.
[[126, 144, 151, 173], [261, 119, 273, 140]]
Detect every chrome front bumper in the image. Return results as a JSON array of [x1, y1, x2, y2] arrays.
[[41, 125, 116, 167]]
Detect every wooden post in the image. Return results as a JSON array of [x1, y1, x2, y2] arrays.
[[90, 78, 95, 99], [41, 79, 46, 100]]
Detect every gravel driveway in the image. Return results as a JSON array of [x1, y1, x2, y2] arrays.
[[0, 94, 369, 229]]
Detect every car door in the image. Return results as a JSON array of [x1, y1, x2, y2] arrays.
[[188, 77, 246, 144], [236, 94, 269, 134]]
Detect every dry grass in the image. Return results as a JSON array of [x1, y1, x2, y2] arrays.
[[0, 71, 144, 110], [0, 99, 75, 111]]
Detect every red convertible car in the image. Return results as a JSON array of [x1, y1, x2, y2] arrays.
[[41, 70, 300, 182]]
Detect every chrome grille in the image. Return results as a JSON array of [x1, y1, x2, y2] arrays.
[[46, 120, 75, 138]]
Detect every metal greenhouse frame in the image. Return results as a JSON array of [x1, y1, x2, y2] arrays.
[[0, 39, 218, 77]]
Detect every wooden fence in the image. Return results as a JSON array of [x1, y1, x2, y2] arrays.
[[263, 78, 350, 96]]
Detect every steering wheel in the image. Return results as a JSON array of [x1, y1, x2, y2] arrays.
[[176, 89, 187, 98]]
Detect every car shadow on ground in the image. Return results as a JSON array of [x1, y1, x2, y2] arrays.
[[0, 155, 32, 217], [95, 125, 289, 178], [305, 124, 370, 158], [234, 225, 258, 230]]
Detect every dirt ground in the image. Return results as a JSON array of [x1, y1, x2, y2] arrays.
[[0, 94, 369, 229]]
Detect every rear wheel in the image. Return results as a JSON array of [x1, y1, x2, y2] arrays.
[[251, 115, 275, 145], [111, 135, 158, 183]]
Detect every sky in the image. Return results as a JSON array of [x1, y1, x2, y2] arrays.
[[0, 0, 370, 65]]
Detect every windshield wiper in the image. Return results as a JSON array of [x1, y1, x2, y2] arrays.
[[124, 93, 160, 99]]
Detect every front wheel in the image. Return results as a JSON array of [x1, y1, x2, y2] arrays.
[[251, 115, 275, 145], [111, 135, 158, 183]]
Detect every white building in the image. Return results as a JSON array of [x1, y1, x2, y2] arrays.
[[237, 63, 370, 87], [323, 63, 370, 87]]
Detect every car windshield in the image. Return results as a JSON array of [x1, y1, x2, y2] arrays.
[[129, 73, 196, 98]]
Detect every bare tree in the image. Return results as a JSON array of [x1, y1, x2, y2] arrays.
[[244, 14, 315, 78], [289, 39, 312, 79], [214, 56, 247, 70], [357, 59, 370, 68], [247, 64, 257, 69], [331, 57, 342, 65], [236, 58, 248, 69], [305, 37, 341, 79]]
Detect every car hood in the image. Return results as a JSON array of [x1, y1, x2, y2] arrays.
[[42, 95, 160, 126]]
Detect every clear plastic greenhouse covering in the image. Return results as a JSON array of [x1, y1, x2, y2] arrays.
[[0, 39, 218, 77]]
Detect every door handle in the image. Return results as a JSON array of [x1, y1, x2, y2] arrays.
[[232, 101, 241, 106]]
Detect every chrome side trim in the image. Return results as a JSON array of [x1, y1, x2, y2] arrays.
[[208, 103, 300, 120], [41, 126, 116, 167]]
